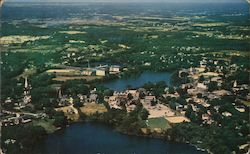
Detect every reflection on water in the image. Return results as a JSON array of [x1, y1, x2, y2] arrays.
[[103, 71, 172, 91]]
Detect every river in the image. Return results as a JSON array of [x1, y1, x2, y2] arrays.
[[103, 71, 172, 91], [34, 123, 205, 154]]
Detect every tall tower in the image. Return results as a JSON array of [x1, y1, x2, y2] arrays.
[[24, 77, 31, 95], [58, 88, 62, 99], [23, 77, 32, 105]]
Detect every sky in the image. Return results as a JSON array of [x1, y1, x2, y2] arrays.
[[6, 0, 246, 3]]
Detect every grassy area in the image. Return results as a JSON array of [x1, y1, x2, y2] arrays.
[[55, 106, 79, 121], [80, 103, 108, 115], [147, 117, 171, 130], [32, 119, 56, 133], [242, 100, 250, 107]]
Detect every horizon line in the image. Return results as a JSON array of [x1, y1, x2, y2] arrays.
[[5, 0, 247, 4]]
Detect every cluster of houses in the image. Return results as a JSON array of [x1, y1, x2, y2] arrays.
[[1, 110, 46, 127], [58, 88, 99, 107], [171, 58, 249, 124], [1, 77, 36, 127], [104, 88, 190, 124]]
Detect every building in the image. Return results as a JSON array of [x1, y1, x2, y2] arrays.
[[197, 83, 207, 90], [109, 65, 121, 73], [22, 77, 32, 105], [96, 68, 108, 76], [82, 69, 94, 76]]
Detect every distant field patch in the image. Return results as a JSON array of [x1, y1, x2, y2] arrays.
[[0, 35, 50, 45], [53, 76, 102, 82], [59, 31, 87, 35], [147, 117, 171, 130], [80, 103, 107, 115], [241, 100, 250, 107], [192, 22, 228, 27]]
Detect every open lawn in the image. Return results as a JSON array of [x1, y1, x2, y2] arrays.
[[32, 119, 56, 133], [80, 103, 107, 115], [242, 100, 250, 107], [147, 117, 171, 130], [55, 106, 79, 121]]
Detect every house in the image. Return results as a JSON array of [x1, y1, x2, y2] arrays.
[[126, 90, 139, 97], [96, 68, 108, 76], [175, 103, 184, 111], [211, 76, 223, 87], [222, 111, 232, 117], [187, 88, 200, 96], [89, 94, 98, 103], [235, 106, 245, 113], [201, 72, 220, 77], [109, 65, 121, 73], [82, 69, 94, 76], [202, 114, 210, 121], [197, 83, 207, 90], [181, 83, 193, 89], [77, 94, 87, 102], [4, 97, 13, 104], [212, 90, 232, 97]]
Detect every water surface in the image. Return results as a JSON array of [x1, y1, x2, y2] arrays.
[[35, 123, 205, 154], [103, 71, 172, 91]]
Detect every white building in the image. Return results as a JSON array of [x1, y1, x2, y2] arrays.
[[110, 65, 121, 73], [96, 68, 107, 76], [82, 69, 94, 76]]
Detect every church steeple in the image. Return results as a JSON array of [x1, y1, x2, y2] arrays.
[[25, 77, 28, 89], [23, 77, 31, 95], [23, 76, 32, 105], [233, 80, 237, 88], [58, 88, 62, 99]]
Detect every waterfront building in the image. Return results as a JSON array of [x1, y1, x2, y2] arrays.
[[82, 69, 95, 76], [109, 65, 121, 73], [96, 68, 108, 76]]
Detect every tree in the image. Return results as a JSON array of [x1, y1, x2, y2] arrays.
[[53, 111, 67, 127], [151, 100, 157, 106], [199, 75, 205, 82], [168, 87, 175, 94], [185, 105, 193, 118], [208, 81, 218, 92], [140, 108, 149, 120], [128, 93, 133, 100], [73, 100, 83, 108]]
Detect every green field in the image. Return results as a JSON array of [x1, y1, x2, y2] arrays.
[[147, 117, 171, 130], [32, 119, 57, 133]]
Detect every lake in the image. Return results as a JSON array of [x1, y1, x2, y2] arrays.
[[34, 123, 205, 154], [103, 72, 172, 91]]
